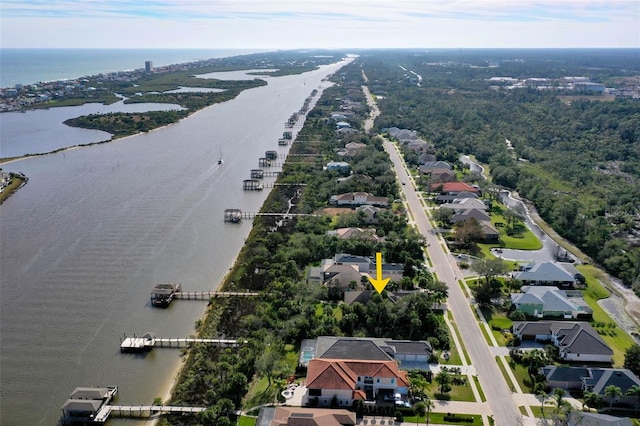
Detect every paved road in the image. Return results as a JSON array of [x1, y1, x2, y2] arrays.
[[383, 140, 523, 426]]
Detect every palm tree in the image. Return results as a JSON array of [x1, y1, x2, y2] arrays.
[[552, 388, 567, 414], [604, 385, 623, 411], [626, 384, 640, 414], [435, 368, 452, 394], [424, 397, 435, 426], [582, 391, 602, 411], [413, 401, 426, 426]]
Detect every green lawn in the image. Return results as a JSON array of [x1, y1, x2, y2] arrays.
[[473, 376, 486, 402], [480, 308, 513, 346], [403, 412, 483, 425], [505, 356, 537, 393], [578, 264, 636, 366], [238, 416, 257, 426]]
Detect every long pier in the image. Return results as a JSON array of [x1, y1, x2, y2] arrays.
[[224, 209, 319, 222], [120, 335, 245, 352], [107, 405, 208, 417], [174, 290, 259, 300]]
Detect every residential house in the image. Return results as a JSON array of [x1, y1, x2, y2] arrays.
[[263, 406, 356, 426], [427, 168, 456, 183], [326, 227, 381, 243], [356, 205, 382, 224], [567, 411, 633, 426], [512, 321, 613, 363], [322, 263, 363, 290], [513, 261, 577, 287], [583, 368, 640, 407], [478, 221, 500, 242], [435, 191, 479, 204], [325, 161, 351, 172], [542, 367, 640, 413], [337, 127, 358, 135], [431, 181, 479, 195], [419, 161, 452, 173], [449, 208, 490, 224], [540, 366, 591, 390], [330, 192, 388, 208], [313, 336, 432, 367], [447, 198, 488, 212], [418, 153, 437, 164], [314, 253, 404, 290], [336, 121, 351, 130], [336, 142, 366, 157], [304, 358, 409, 408], [511, 286, 592, 319]]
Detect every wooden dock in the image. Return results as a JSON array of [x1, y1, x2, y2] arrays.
[[223, 210, 319, 221], [120, 334, 245, 352], [174, 291, 260, 300], [107, 404, 207, 417]]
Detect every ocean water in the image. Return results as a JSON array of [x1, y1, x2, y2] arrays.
[[0, 48, 265, 88]]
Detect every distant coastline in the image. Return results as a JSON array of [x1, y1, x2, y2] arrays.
[[0, 48, 266, 89]]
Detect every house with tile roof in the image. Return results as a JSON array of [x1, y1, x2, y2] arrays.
[[512, 321, 613, 362], [513, 261, 577, 287], [264, 406, 356, 426], [431, 181, 480, 195], [304, 358, 410, 408], [511, 286, 592, 319]]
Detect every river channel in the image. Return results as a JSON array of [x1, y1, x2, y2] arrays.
[[0, 59, 350, 426]]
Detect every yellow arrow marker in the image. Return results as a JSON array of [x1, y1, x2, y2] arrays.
[[368, 252, 390, 294]]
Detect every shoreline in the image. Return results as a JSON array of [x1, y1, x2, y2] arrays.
[[150, 64, 342, 420]]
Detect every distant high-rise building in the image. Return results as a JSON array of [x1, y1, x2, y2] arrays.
[[145, 61, 153, 73]]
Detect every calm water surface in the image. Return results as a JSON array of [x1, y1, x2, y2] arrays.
[[0, 59, 349, 426], [0, 100, 184, 158]]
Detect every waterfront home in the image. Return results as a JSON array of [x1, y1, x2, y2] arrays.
[[303, 357, 409, 408], [260, 406, 356, 425], [329, 192, 388, 207], [326, 227, 381, 243], [325, 161, 351, 172], [356, 205, 382, 224]]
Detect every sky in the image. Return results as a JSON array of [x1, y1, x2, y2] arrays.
[[2, 0, 639, 49]]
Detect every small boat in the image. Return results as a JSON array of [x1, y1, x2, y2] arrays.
[[217, 147, 224, 165]]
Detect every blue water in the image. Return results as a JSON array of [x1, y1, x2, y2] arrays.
[[0, 48, 266, 88]]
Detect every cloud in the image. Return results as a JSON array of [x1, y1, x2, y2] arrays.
[[2, 0, 638, 48]]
